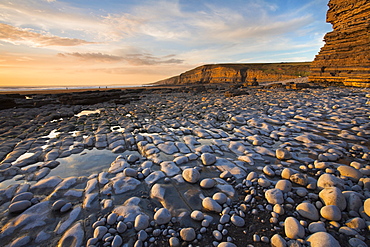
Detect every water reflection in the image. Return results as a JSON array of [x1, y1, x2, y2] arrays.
[[46, 148, 120, 178]]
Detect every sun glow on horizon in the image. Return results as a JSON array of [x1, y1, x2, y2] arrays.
[[0, 0, 331, 88]]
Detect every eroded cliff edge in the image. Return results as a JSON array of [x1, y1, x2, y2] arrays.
[[155, 62, 310, 85], [309, 0, 370, 87]]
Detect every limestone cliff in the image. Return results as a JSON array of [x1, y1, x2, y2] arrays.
[[309, 0, 370, 87], [156, 63, 310, 85]]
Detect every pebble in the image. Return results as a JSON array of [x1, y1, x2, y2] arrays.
[[112, 235, 123, 247], [60, 202, 72, 213], [202, 197, 222, 213], [9, 200, 32, 213], [364, 198, 370, 217], [180, 227, 196, 241], [308, 221, 326, 233], [201, 153, 217, 165], [265, 188, 284, 204], [217, 242, 237, 247], [276, 148, 292, 160], [284, 217, 305, 239], [270, 234, 286, 247], [116, 221, 127, 233], [182, 168, 200, 183], [230, 215, 245, 227], [94, 225, 108, 240], [11, 192, 33, 203], [138, 229, 148, 241], [296, 202, 319, 221], [320, 205, 342, 221], [213, 192, 228, 204], [275, 180, 292, 192], [337, 165, 362, 182], [107, 212, 118, 225], [191, 210, 204, 221], [306, 232, 340, 247], [319, 187, 346, 211], [348, 238, 368, 247], [154, 208, 171, 225], [9, 235, 31, 247], [134, 214, 150, 231], [200, 178, 216, 189], [317, 173, 344, 190], [263, 165, 275, 176], [220, 214, 230, 224], [213, 230, 223, 241], [169, 237, 180, 247]]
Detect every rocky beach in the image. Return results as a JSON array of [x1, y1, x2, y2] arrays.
[[0, 83, 369, 247]]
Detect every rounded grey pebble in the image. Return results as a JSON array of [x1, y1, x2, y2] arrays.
[[169, 237, 180, 247], [154, 208, 171, 225], [230, 215, 245, 227], [138, 229, 148, 241], [11, 192, 33, 203], [111, 235, 122, 247], [87, 237, 98, 245], [116, 221, 127, 233], [93, 220, 105, 229], [217, 242, 237, 247], [213, 230, 222, 241], [180, 227, 196, 241], [52, 199, 67, 211], [153, 229, 162, 236], [349, 238, 367, 247], [9, 200, 32, 213], [134, 214, 150, 231], [94, 226, 108, 240], [104, 235, 114, 242], [261, 236, 269, 243], [134, 240, 143, 247], [191, 210, 204, 221], [253, 234, 260, 242], [30, 197, 39, 204], [220, 214, 230, 224], [60, 202, 72, 213], [107, 213, 118, 225]]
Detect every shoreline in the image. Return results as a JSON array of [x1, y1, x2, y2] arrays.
[[0, 84, 197, 95]]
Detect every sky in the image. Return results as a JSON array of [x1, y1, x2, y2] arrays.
[[0, 0, 331, 88]]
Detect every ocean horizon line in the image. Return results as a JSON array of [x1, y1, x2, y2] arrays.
[[0, 84, 149, 92]]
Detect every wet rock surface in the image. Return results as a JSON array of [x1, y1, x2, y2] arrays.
[[0, 85, 370, 246]]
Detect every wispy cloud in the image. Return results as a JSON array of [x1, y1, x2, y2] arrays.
[[0, 23, 95, 46], [58, 52, 184, 65]]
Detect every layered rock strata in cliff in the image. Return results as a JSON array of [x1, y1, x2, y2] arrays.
[[310, 0, 370, 87], [156, 63, 310, 85]]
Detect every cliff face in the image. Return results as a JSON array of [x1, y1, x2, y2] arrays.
[[156, 63, 310, 85], [309, 0, 370, 87]]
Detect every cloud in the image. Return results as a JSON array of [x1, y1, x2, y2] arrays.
[[59, 52, 184, 65], [0, 23, 95, 46]]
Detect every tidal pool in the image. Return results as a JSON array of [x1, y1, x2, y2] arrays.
[[46, 148, 120, 178]]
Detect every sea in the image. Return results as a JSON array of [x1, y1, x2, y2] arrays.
[[0, 84, 147, 92]]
